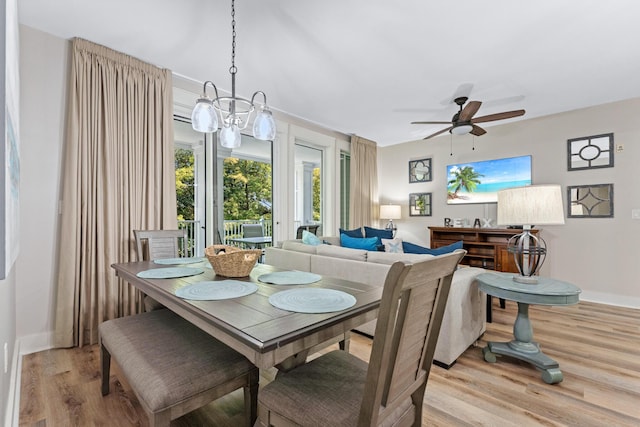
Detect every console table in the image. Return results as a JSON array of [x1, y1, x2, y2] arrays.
[[475, 272, 581, 384], [429, 227, 541, 322]]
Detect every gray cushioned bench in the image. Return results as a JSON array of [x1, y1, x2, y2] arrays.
[[99, 308, 258, 426]]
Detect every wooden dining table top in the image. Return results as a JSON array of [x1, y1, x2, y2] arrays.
[[111, 261, 383, 370]]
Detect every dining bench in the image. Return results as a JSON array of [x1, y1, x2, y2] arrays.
[[99, 308, 258, 426]]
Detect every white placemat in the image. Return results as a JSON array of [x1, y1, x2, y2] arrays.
[[258, 271, 322, 285], [136, 267, 205, 279], [268, 288, 357, 313], [175, 280, 258, 300], [153, 257, 206, 265]]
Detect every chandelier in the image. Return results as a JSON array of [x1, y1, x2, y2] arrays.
[[191, 0, 276, 148]]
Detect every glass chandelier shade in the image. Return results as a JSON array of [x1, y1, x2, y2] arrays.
[[191, 0, 276, 146], [191, 96, 218, 133]]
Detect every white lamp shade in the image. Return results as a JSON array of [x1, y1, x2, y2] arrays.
[[497, 185, 565, 226], [252, 108, 276, 140], [380, 204, 401, 220], [191, 98, 218, 133]]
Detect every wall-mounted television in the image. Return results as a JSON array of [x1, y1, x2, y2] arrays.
[[447, 155, 532, 204]]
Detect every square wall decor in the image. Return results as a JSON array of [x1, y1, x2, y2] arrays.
[[567, 133, 614, 171], [409, 158, 432, 183], [409, 192, 432, 216], [567, 184, 614, 218]]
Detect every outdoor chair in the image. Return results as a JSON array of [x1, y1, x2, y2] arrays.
[[295, 224, 320, 239], [242, 223, 264, 238]]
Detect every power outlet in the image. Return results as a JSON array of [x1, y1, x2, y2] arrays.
[[616, 144, 624, 152], [632, 209, 640, 220], [3, 342, 7, 374]]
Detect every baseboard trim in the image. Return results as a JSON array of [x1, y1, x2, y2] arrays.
[[580, 291, 640, 309], [18, 332, 53, 356], [4, 339, 21, 427]]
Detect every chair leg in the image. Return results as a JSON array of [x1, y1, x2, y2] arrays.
[[339, 331, 351, 352], [245, 367, 259, 427], [100, 343, 111, 396]]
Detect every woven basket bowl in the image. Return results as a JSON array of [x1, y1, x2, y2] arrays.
[[204, 245, 261, 277]]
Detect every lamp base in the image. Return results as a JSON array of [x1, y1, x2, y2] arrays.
[[512, 275, 539, 285]]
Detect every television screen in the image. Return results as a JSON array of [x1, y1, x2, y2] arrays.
[[447, 155, 532, 204]]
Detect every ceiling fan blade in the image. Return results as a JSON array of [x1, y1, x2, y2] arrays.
[[411, 120, 453, 125], [459, 101, 482, 121], [470, 125, 486, 136], [472, 109, 525, 124], [423, 127, 453, 140]]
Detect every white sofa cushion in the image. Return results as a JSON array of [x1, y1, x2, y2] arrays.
[[316, 244, 368, 262], [282, 240, 318, 254], [366, 251, 434, 265]]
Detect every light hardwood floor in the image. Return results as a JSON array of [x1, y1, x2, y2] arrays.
[[19, 300, 640, 426]]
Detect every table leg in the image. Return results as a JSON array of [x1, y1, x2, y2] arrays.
[[483, 302, 564, 384]]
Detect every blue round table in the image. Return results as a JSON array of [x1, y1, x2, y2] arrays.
[[476, 272, 581, 384]]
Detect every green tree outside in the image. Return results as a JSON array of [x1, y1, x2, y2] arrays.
[[223, 158, 272, 220], [312, 168, 321, 221], [175, 148, 195, 221]]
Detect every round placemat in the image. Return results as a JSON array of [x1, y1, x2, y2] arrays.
[[154, 257, 206, 265], [136, 267, 205, 279], [258, 271, 322, 285], [268, 288, 356, 313], [175, 280, 258, 300]]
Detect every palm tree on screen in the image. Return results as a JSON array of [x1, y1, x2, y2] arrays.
[[448, 166, 483, 199]]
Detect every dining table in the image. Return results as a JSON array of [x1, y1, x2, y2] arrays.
[[111, 260, 383, 371]]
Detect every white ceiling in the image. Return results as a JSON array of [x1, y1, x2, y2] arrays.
[[18, 0, 640, 146]]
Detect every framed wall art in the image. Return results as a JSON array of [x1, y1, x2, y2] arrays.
[[409, 158, 432, 183], [567, 133, 614, 171], [409, 192, 432, 216], [567, 184, 613, 218]]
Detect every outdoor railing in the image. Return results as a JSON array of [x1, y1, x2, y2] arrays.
[[223, 219, 272, 245], [178, 219, 273, 254]]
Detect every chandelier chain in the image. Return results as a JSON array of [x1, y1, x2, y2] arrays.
[[230, 0, 237, 75]]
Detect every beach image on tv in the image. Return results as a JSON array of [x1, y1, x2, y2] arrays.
[[447, 155, 532, 204]]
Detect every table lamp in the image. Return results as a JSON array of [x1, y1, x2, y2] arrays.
[[497, 185, 565, 284], [380, 204, 401, 237]]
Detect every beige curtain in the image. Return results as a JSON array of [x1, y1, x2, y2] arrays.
[[54, 38, 177, 348], [349, 135, 379, 228]]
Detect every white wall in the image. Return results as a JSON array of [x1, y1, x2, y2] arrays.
[[16, 25, 66, 353], [379, 98, 640, 308]]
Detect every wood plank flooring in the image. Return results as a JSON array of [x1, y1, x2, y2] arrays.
[[19, 300, 640, 426]]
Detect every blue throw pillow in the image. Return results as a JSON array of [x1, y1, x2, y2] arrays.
[[340, 234, 379, 251], [363, 226, 393, 241], [339, 227, 363, 238], [302, 230, 322, 246], [402, 240, 463, 255]]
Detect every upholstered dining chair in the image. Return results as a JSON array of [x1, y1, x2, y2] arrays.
[[133, 229, 187, 311], [257, 249, 466, 427]]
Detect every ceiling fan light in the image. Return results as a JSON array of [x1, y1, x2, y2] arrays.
[[451, 124, 473, 135]]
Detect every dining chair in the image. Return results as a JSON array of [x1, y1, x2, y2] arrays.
[[134, 229, 187, 261], [242, 223, 264, 238], [133, 229, 187, 311], [295, 224, 320, 239], [257, 249, 466, 427]]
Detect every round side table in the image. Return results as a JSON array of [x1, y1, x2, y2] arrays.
[[476, 272, 581, 384]]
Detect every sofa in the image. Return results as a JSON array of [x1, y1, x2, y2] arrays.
[[264, 237, 487, 367]]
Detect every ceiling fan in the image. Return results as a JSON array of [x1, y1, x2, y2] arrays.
[[411, 96, 525, 140]]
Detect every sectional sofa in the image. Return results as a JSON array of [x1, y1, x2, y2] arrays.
[[264, 237, 487, 367]]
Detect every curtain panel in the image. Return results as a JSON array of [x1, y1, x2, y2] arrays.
[[54, 38, 177, 347], [349, 135, 379, 229]]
